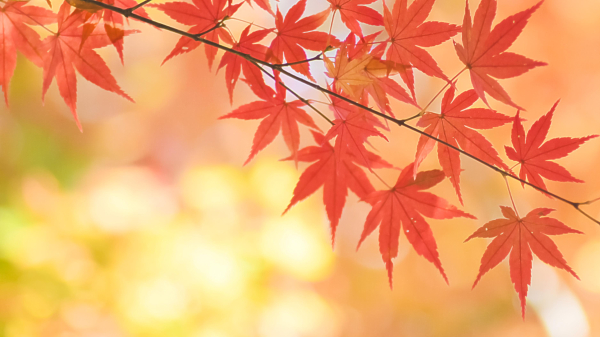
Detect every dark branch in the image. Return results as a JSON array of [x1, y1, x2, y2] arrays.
[[125, 0, 152, 14], [193, 17, 228, 38], [272, 53, 323, 68]]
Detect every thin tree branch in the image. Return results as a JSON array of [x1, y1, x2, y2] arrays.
[[79, 0, 600, 225], [192, 17, 227, 38], [272, 53, 323, 68], [125, 0, 152, 14], [578, 197, 600, 206], [573, 206, 599, 225]]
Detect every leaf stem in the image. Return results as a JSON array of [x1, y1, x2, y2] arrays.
[[227, 17, 271, 30], [272, 53, 323, 68], [308, 99, 333, 106], [503, 175, 520, 218], [193, 17, 228, 38], [327, 10, 336, 47], [418, 68, 467, 115], [257, 66, 334, 125], [371, 169, 392, 189]]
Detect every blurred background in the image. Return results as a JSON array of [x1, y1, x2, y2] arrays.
[[1, 0, 600, 336]]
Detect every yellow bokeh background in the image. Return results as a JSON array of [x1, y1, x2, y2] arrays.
[[1, 0, 600, 336]]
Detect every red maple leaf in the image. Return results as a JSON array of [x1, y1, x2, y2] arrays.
[[267, 0, 338, 81], [505, 101, 598, 192], [327, 0, 383, 37], [383, 0, 460, 99], [466, 206, 582, 318], [218, 25, 270, 103], [324, 33, 417, 116], [150, 0, 242, 68], [358, 163, 475, 288], [414, 87, 512, 203], [454, 0, 546, 109], [328, 92, 387, 132], [284, 130, 392, 245], [244, 0, 274, 16], [345, 33, 417, 113], [323, 103, 388, 170], [0, 0, 55, 105], [219, 77, 320, 164], [78, 0, 150, 63], [42, 2, 133, 130]]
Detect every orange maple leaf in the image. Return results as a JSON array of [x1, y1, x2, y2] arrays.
[[454, 0, 546, 109], [358, 163, 475, 288], [466, 206, 582, 318], [505, 101, 598, 192]]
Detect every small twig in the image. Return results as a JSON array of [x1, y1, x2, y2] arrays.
[[398, 113, 422, 124], [125, 0, 152, 14], [577, 196, 600, 206], [193, 17, 228, 38], [573, 207, 600, 225], [272, 54, 323, 68]]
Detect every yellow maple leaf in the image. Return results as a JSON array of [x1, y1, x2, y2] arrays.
[[324, 44, 373, 99]]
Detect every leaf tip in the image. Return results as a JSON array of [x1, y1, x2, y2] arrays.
[[386, 260, 393, 289], [2, 87, 9, 108], [471, 274, 482, 290], [355, 236, 366, 251], [75, 119, 83, 133], [281, 203, 292, 216], [330, 231, 336, 249]]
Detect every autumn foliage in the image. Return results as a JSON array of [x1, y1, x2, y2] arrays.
[[3, 0, 598, 318]]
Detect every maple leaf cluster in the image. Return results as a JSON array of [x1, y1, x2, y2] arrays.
[[0, 0, 150, 130], [3, 0, 598, 318]]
